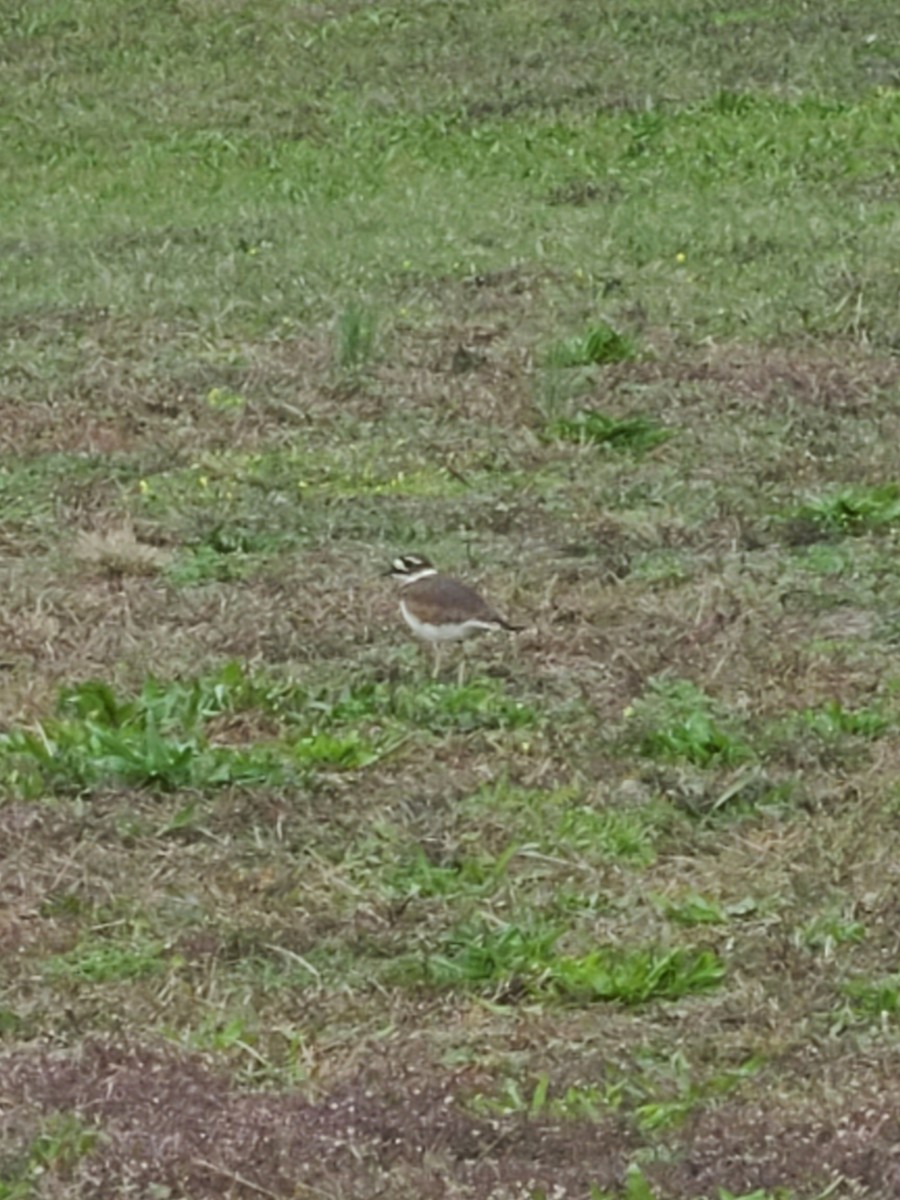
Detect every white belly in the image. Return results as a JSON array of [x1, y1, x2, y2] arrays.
[[400, 600, 488, 642]]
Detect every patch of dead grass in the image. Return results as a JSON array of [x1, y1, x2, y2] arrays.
[[73, 523, 171, 579]]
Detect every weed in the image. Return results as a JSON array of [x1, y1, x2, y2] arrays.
[[844, 973, 900, 1019], [330, 677, 540, 733], [0, 1114, 102, 1196], [46, 1112, 91, 1168], [385, 846, 512, 900], [335, 301, 377, 371], [546, 410, 671, 454], [801, 911, 865, 956], [797, 699, 889, 740], [167, 544, 258, 586], [402, 920, 559, 990], [555, 804, 658, 865], [631, 1052, 762, 1132], [469, 1074, 611, 1120], [44, 933, 167, 983], [460, 782, 663, 865], [290, 729, 384, 769], [0, 1008, 23, 1037], [590, 1164, 657, 1200], [629, 677, 753, 768], [793, 484, 900, 536], [0, 694, 288, 795], [630, 548, 691, 584], [0, 665, 396, 796], [206, 386, 246, 411], [545, 323, 637, 367], [396, 918, 723, 1006], [662, 892, 728, 926], [550, 945, 724, 1006], [187, 1014, 256, 1054]]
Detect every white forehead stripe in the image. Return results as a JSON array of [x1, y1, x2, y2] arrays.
[[399, 565, 437, 584]]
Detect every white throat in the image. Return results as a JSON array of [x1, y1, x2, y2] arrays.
[[399, 566, 437, 586]]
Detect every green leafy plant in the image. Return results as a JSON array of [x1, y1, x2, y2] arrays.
[[844, 973, 900, 1018], [0, 664, 391, 796], [630, 677, 753, 767], [793, 484, 900, 536], [408, 920, 559, 989], [168, 543, 258, 586], [802, 911, 865, 954], [546, 410, 671, 453], [0, 696, 288, 794], [330, 677, 539, 733], [798, 699, 889, 740], [555, 804, 658, 864], [336, 301, 377, 370], [0, 1113, 102, 1197], [662, 892, 728, 926], [385, 845, 515, 900], [545, 322, 637, 367], [589, 1165, 658, 1200], [290, 730, 384, 768], [630, 1050, 762, 1133], [44, 933, 167, 983], [398, 919, 724, 1005], [550, 945, 724, 1005]]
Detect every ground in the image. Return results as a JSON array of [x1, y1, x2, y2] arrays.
[[2, 2, 900, 1198]]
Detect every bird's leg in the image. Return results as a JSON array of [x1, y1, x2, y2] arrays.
[[456, 642, 470, 688], [431, 642, 443, 681]]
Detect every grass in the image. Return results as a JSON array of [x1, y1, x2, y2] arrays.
[[792, 484, 900, 536], [3, 1, 900, 1197], [545, 410, 672, 454], [44, 934, 168, 984], [628, 677, 755, 767], [544, 323, 638, 368], [0, 666, 540, 796], [394, 919, 724, 1005], [0, 1114, 101, 1200], [335, 301, 378, 372]]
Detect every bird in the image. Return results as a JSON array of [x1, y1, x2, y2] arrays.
[[385, 553, 523, 679]]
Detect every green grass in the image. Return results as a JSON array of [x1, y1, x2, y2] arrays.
[[797, 699, 889, 740], [843, 973, 900, 1020], [4, 2, 900, 1196], [544, 323, 638, 368], [385, 847, 513, 901], [44, 934, 168, 984], [0, 1114, 101, 1200], [0, 666, 540, 797], [793, 484, 900, 536], [0, 671, 292, 794], [662, 893, 729, 926], [545, 410, 672, 453], [629, 677, 754, 767], [395, 919, 723, 1005], [335, 301, 378, 371], [3, 23, 899, 345]]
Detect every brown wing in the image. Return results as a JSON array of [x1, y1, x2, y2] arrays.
[[409, 576, 522, 629]]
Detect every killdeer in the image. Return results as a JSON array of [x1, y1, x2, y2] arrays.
[[386, 554, 523, 677]]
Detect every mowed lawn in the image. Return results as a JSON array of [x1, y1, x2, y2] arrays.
[[2, 2, 900, 1197]]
